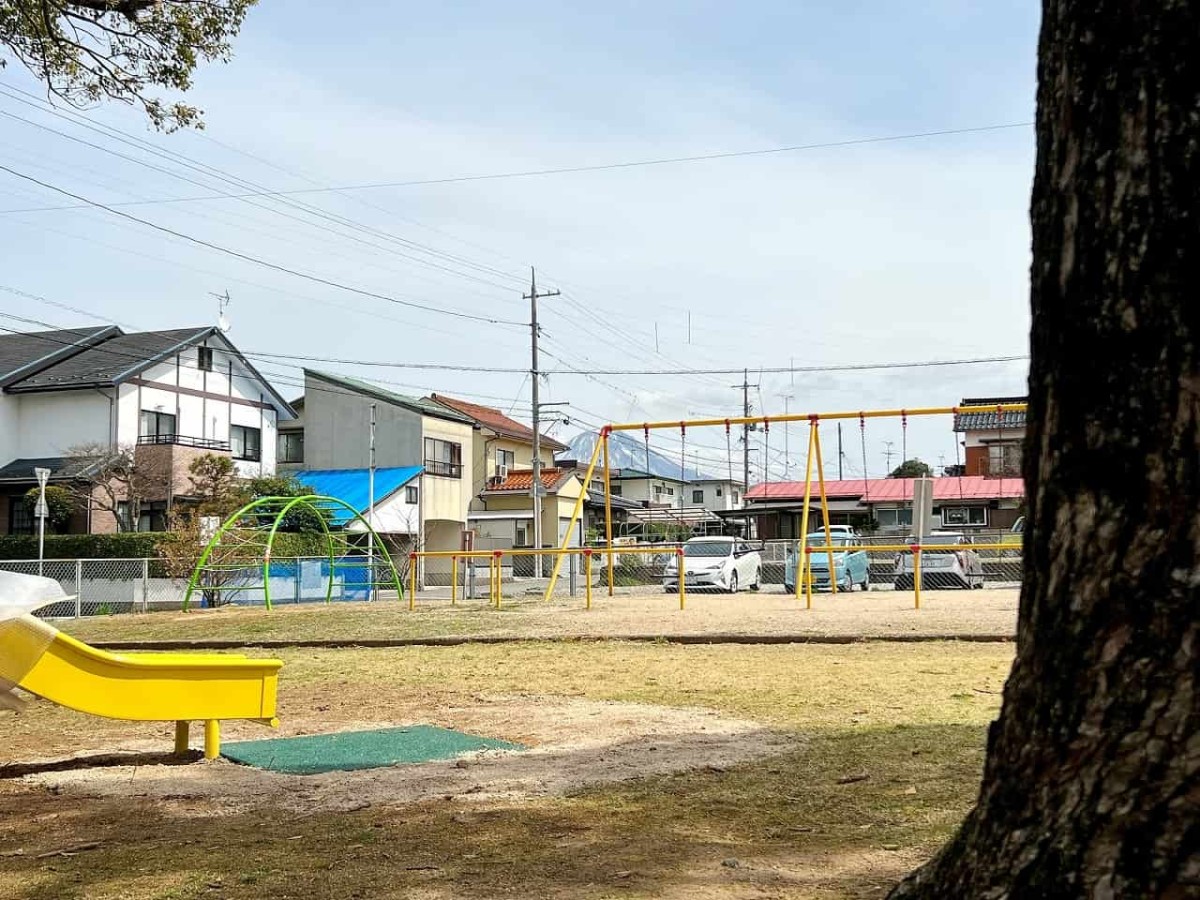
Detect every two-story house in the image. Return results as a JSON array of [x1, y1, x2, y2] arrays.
[[277, 370, 475, 564], [0, 325, 294, 534], [426, 393, 569, 551], [953, 396, 1027, 478]]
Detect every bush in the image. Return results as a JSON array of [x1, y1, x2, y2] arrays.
[[0, 531, 168, 560]]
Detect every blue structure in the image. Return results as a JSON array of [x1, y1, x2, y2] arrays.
[[293, 467, 422, 525]]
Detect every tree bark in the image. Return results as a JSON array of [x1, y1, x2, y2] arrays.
[[890, 1, 1199, 896]]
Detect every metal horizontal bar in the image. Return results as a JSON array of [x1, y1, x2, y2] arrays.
[[806, 543, 1023, 552], [608, 403, 1027, 432]]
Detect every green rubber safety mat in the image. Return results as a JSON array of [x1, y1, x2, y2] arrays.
[[221, 726, 522, 775]]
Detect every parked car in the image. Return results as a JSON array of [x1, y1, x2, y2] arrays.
[[784, 532, 871, 593], [893, 532, 985, 590], [1011, 516, 1025, 534], [662, 537, 761, 593]]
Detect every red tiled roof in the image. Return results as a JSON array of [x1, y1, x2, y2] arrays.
[[484, 468, 576, 493], [744, 475, 1024, 503], [430, 393, 568, 451]]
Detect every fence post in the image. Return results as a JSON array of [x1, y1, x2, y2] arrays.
[[141, 558, 149, 613], [569, 552, 577, 598], [912, 544, 922, 610], [677, 547, 686, 611], [294, 560, 302, 604], [493, 551, 504, 609], [409, 554, 417, 611], [74, 558, 82, 619], [468, 558, 476, 601], [451, 555, 458, 606]]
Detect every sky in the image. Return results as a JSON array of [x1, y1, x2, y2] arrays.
[[0, 1, 1041, 482]]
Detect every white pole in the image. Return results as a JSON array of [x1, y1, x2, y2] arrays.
[[368, 403, 376, 602], [34, 467, 50, 577]]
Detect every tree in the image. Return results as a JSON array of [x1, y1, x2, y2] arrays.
[[888, 458, 933, 479], [22, 484, 73, 532], [63, 443, 168, 532], [890, 2, 1199, 896], [0, 1, 256, 130], [186, 453, 239, 516]]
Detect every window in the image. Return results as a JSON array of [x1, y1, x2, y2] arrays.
[[692, 489, 704, 504], [198, 346, 213, 372], [424, 437, 463, 478], [874, 507, 914, 528], [987, 442, 1021, 476], [230, 425, 262, 461], [116, 501, 167, 533], [139, 410, 176, 442], [515, 524, 529, 547], [8, 497, 33, 535], [941, 506, 988, 527], [732, 491, 740, 504], [406, 485, 419, 504], [653, 484, 663, 496], [610, 486, 623, 497], [277, 431, 304, 464], [496, 448, 515, 471], [716, 487, 723, 497], [666, 487, 674, 496]]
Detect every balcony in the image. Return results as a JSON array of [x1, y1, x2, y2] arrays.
[[137, 434, 230, 452], [424, 459, 462, 478]]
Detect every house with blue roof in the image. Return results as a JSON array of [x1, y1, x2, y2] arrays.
[[293, 467, 423, 548]]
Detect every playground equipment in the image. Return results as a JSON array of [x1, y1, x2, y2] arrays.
[[184, 494, 404, 610], [545, 402, 1028, 603], [0, 572, 281, 759]]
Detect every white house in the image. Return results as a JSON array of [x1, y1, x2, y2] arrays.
[[0, 325, 295, 534]]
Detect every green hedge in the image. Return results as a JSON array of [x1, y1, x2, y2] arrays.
[[0, 530, 332, 561]]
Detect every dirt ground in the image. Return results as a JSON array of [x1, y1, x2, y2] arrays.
[[62, 587, 1020, 645], [0, 642, 1013, 899]]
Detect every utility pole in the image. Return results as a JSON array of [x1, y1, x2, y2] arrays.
[[883, 441, 896, 474], [524, 268, 559, 577], [731, 369, 759, 491], [778, 393, 794, 479]]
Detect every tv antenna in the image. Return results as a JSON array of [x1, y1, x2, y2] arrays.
[[211, 290, 232, 333]]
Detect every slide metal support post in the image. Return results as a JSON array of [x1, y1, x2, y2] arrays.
[[174, 721, 189, 756], [813, 423, 838, 595], [204, 720, 220, 760]]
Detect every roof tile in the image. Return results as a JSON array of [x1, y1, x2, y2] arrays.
[[430, 393, 567, 450]]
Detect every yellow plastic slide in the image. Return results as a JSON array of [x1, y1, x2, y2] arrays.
[[1, 574, 282, 760]]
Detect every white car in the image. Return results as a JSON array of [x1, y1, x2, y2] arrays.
[[893, 532, 985, 590], [662, 537, 762, 593]]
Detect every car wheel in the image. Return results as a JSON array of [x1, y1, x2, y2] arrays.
[[841, 573, 852, 593], [860, 571, 871, 592], [750, 568, 761, 591], [728, 571, 739, 594]]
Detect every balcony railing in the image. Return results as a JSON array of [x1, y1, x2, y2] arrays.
[[424, 459, 462, 478], [137, 434, 231, 451]]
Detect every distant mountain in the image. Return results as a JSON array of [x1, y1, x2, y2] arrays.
[[559, 430, 715, 481]]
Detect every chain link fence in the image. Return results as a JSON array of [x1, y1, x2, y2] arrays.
[[0, 556, 405, 619]]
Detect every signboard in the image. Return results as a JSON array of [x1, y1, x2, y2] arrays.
[[34, 499, 48, 519]]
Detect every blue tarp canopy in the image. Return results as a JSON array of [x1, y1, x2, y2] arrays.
[[293, 467, 422, 526]]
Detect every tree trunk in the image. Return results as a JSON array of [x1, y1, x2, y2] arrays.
[[890, 2, 1199, 896]]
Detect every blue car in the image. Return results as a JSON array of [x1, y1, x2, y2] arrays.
[[784, 532, 871, 593]]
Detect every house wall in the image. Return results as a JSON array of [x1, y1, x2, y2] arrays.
[[301, 375, 423, 469], [687, 480, 745, 511], [611, 474, 686, 505], [0, 395, 18, 466], [345, 489, 420, 535], [482, 476, 582, 548], [16, 392, 112, 457], [471, 434, 555, 506], [421, 415, 474, 525]]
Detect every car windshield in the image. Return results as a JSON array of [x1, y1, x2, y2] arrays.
[[805, 534, 850, 546], [684, 542, 732, 557]]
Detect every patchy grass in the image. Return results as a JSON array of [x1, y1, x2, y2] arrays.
[[0, 642, 1013, 899], [58, 588, 1019, 645]]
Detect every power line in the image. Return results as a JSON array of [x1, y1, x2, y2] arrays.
[[0, 121, 1033, 209], [0, 163, 525, 327]]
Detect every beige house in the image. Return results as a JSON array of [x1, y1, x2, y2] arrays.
[[473, 468, 585, 556]]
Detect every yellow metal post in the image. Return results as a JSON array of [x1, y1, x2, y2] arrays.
[[451, 555, 458, 606], [585, 550, 593, 610], [204, 720, 220, 760], [408, 554, 416, 611], [795, 421, 817, 602], [805, 549, 814, 609], [603, 431, 615, 597], [174, 721, 189, 756], [494, 552, 503, 609], [912, 543, 922, 610], [677, 547, 686, 610], [545, 435, 605, 598], [812, 424, 838, 595]]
